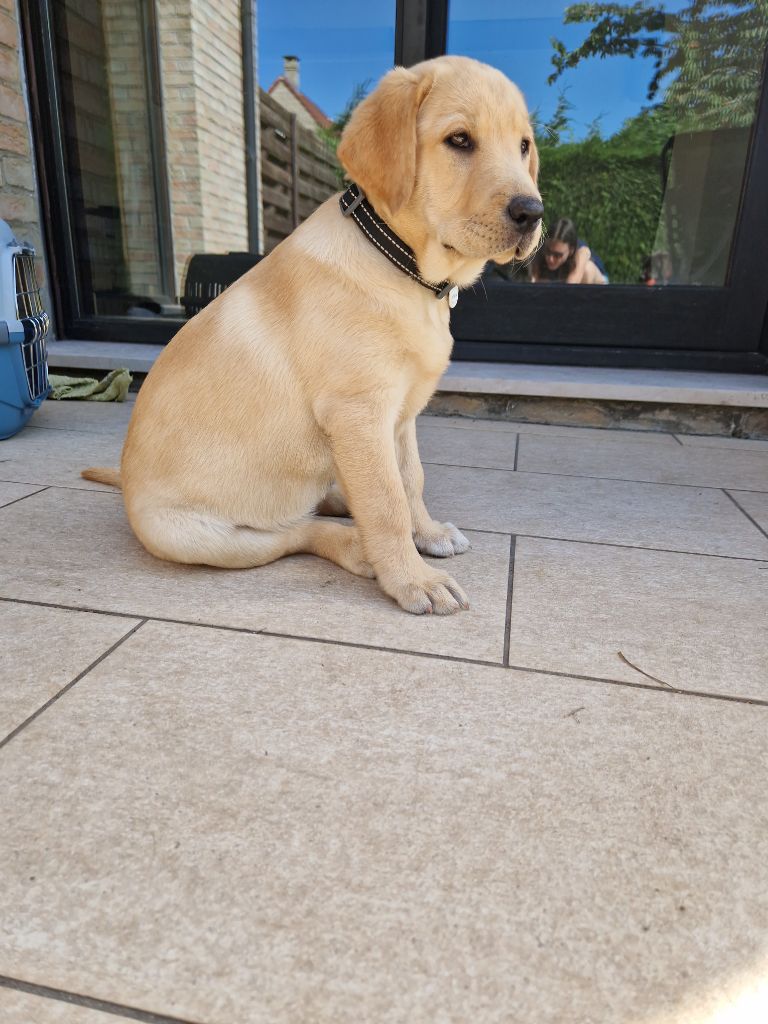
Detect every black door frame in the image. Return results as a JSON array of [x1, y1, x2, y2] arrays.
[[22, 0, 768, 371]]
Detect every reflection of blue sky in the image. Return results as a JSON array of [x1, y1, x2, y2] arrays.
[[258, 0, 690, 138], [258, 1, 395, 123]]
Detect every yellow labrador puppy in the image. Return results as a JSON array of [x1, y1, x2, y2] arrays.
[[83, 56, 542, 615]]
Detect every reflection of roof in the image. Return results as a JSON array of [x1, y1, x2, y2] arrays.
[[268, 76, 332, 129]]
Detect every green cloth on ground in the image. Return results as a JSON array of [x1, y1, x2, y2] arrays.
[[48, 368, 132, 402]]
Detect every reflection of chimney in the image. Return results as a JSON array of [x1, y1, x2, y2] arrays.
[[283, 55, 299, 91]]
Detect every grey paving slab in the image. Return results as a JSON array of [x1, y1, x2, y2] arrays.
[[420, 414, 680, 445], [0, 427, 123, 490], [518, 433, 768, 490], [0, 481, 45, 508], [418, 422, 518, 470], [0, 488, 510, 662], [0, 988, 124, 1024], [1, 621, 767, 1024], [676, 433, 768, 451], [424, 463, 768, 559], [0, 602, 139, 740], [508, 536, 768, 701], [29, 394, 135, 435], [728, 489, 768, 536]]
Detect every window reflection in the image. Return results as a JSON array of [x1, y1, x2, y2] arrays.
[[449, 0, 768, 286]]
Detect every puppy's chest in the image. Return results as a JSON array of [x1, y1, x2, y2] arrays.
[[399, 317, 452, 416]]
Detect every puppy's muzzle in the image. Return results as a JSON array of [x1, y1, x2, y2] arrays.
[[507, 195, 544, 236]]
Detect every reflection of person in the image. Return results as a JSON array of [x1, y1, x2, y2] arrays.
[[530, 218, 607, 284], [641, 251, 673, 286]]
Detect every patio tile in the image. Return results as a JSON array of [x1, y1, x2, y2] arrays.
[[0, 602, 139, 740], [508, 536, 768, 701], [30, 395, 135, 435], [517, 433, 768, 490], [0, 481, 45, 508], [420, 414, 680, 445], [0, 488, 510, 662], [728, 489, 768, 536], [418, 422, 518, 470], [0, 988, 124, 1024], [0, 427, 123, 491], [1, 621, 767, 1024], [423, 463, 768, 559], [676, 433, 768, 451]]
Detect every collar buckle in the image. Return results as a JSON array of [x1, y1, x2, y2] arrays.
[[341, 185, 366, 217]]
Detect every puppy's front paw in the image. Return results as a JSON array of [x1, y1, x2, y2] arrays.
[[389, 569, 470, 616], [414, 522, 470, 558]]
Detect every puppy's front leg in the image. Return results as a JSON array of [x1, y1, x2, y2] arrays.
[[325, 406, 469, 615], [397, 418, 470, 557]]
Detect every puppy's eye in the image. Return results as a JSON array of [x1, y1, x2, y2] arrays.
[[521, 139, 531, 156], [446, 132, 472, 150]]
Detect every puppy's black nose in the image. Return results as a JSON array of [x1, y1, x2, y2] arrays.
[[508, 195, 544, 231]]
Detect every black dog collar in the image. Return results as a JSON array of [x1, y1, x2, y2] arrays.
[[339, 183, 458, 307]]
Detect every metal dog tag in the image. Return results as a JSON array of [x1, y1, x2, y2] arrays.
[[448, 286, 459, 309]]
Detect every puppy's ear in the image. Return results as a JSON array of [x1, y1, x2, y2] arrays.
[[528, 134, 540, 185], [337, 65, 434, 218]]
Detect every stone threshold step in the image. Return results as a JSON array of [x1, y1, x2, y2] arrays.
[[48, 340, 768, 408]]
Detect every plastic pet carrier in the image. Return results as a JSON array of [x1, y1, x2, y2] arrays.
[[0, 220, 50, 440], [181, 251, 263, 318]]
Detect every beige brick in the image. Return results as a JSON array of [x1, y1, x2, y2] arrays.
[[0, 119, 29, 156], [3, 156, 33, 189], [0, 41, 18, 83], [0, 191, 38, 223], [0, 82, 25, 122], [0, 12, 16, 49]]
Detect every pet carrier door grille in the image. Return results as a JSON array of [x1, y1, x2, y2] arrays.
[[14, 251, 49, 401]]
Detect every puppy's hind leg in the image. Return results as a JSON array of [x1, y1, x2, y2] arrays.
[[132, 506, 373, 577], [315, 482, 350, 518]]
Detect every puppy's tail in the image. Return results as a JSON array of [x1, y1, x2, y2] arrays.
[[81, 467, 122, 489]]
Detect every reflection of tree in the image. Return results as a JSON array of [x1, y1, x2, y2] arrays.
[[318, 81, 371, 185], [318, 81, 371, 150], [549, 0, 768, 129]]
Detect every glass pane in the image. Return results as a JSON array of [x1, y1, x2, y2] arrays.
[[258, 1, 395, 250], [53, 0, 171, 316], [52, 0, 396, 325], [448, 0, 768, 286]]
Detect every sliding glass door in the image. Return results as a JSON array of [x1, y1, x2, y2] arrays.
[[446, 0, 768, 370]]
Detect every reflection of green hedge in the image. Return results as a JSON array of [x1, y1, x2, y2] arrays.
[[538, 143, 663, 284]]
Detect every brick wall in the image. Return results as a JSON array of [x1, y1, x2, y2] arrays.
[[0, 0, 50, 312]]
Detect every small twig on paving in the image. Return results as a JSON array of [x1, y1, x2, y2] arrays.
[[618, 651, 674, 689], [564, 706, 585, 722]]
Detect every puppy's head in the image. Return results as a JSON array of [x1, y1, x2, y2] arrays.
[[337, 56, 542, 279]]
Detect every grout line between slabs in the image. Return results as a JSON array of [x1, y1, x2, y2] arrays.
[[0, 975, 207, 1024], [513, 434, 520, 471], [0, 595, 765, 710], [422, 463, 768, 492], [502, 535, 516, 666], [0, 477, 119, 495], [459, 530, 767, 564], [0, 485, 50, 510], [0, 619, 147, 751], [506, 662, 768, 709], [420, 419, 681, 443], [723, 489, 768, 542]]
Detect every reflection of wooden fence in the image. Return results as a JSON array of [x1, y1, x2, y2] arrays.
[[259, 90, 340, 252]]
